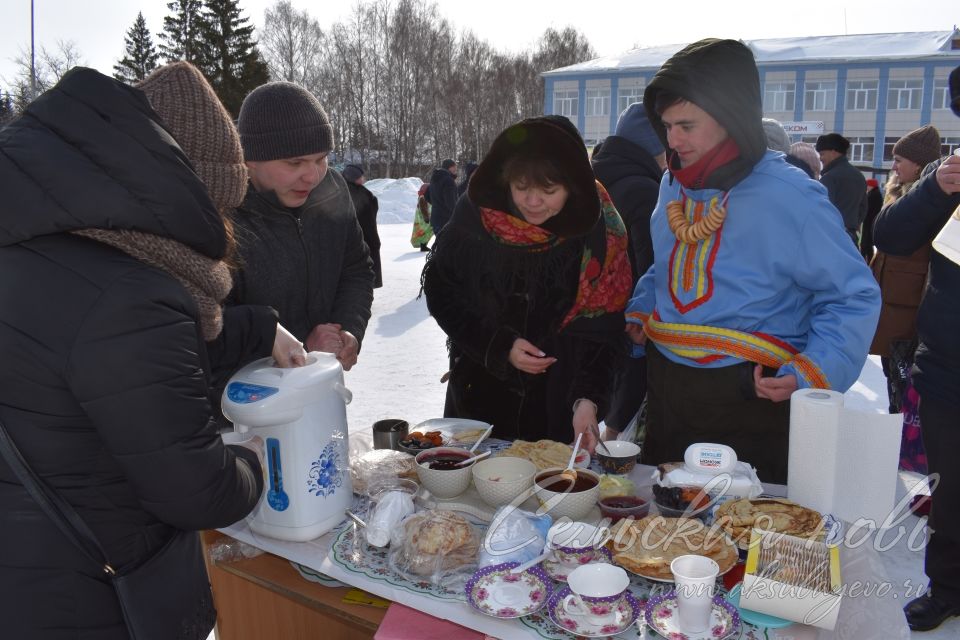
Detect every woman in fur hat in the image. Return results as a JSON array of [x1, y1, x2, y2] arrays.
[[0, 63, 301, 639], [422, 116, 632, 451]]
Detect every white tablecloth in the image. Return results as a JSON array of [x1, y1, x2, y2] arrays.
[[220, 462, 915, 639]]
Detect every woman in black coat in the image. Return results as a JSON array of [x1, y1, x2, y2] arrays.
[[423, 116, 632, 452], [0, 64, 299, 639]]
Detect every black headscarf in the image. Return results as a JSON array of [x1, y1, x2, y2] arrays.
[[643, 38, 768, 191], [468, 115, 600, 238]]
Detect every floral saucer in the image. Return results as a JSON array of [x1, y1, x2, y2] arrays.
[[542, 547, 613, 582], [644, 591, 741, 640], [547, 585, 641, 638], [465, 562, 553, 619]]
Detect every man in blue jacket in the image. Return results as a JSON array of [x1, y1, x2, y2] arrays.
[[625, 38, 880, 484], [875, 65, 960, 632]]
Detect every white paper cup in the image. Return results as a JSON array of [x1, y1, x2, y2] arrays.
[[670, 554, 719, 633]]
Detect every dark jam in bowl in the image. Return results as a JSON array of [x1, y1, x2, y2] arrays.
[[422, 452, 471, 470], [535, 470, 598, 493]]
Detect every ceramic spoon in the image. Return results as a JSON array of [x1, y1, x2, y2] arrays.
[[509, 549, 553, 574], [559, 432, 583, 483], [453, 449, 492, 467], [468, 424, 494, 454]]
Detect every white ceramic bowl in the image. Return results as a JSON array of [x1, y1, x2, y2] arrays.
[[533, 467, 601, 521], [471, 456, 537, 507], [414, 446, 473, 499]]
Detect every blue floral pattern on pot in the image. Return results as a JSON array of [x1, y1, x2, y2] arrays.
[[307, 441, 344, 497]]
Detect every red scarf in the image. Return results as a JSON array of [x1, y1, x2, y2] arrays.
[[671, 138, 741, 189], [479, 182, 632, 330]]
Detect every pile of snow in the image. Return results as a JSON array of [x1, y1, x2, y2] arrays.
[[366, 177, 423, 224]]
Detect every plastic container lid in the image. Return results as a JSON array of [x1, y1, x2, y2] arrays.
[[684, 443, 738, 475]]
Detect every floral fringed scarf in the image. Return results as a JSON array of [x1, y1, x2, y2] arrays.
[[479, 181, 632, 330]]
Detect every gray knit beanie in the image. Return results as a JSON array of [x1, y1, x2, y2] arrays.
[[238, 81, 334, 161], [762, 118, 791, 154]]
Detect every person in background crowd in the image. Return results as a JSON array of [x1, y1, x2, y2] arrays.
[[426, 158, 459, 235], [874, 64, 960, 633], [625, 39, 880, 484], [592, 102, 667, 438], [231, 81, 375, 372], [423, 116, 632, 451], [591, 139, 605, 160], [789, 141, 821, 180], [762, 118, 818, 179], [861, 178, 883, 261], [817, 132, 867, 245], [342, 163, 383, 288], [869, 125, 942, 413], [411, 182, 433, 252], [0, 62, 284, 639], [761, 117, 791, 154], [457, 161, 479, 199]]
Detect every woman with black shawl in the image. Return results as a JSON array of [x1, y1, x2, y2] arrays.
[[423, 116, 632, 452]]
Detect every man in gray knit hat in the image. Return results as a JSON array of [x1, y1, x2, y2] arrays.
[[229, 81, 374, 370]]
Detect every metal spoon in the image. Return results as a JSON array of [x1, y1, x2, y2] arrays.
[[592, 424, 612, 456]]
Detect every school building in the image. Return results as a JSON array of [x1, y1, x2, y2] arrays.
[[543, 30, 960, 172]]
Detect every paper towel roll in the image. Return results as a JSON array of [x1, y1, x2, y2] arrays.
[[788, 388, 902, 527], [788, 389, 844, 516]]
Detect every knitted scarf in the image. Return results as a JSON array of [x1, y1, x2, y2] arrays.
[[671, 137, 741, 190], [73, 229, 232, 340], [480, 182, 631, 330]]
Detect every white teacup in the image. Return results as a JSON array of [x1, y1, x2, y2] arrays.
[[563, 563, 630, 626], [547, 521, 611, 567], [670, 554, 720, 633]]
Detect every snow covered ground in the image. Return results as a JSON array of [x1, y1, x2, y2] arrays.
[[208, 178, 954, 638]]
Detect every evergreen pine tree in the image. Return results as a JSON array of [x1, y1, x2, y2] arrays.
[[201, 0, 269, 116], [113, 12, 160, 83], [0, 91, 14, 126], [159, 0, 208, 67]]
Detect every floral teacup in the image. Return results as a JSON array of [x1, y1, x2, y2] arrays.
[[547, 521, 611, 567], [563, 562, 630, 626]]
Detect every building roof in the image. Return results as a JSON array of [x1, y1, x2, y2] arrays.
[[543, 30, 960, 76]]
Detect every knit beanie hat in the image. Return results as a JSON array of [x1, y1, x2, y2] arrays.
[[789, 141, 821, 176], [238, 81, 334, 161], [615, 102, 664, 157], [137, 62, 247, 212], [762, 118, 791, 153], [815, 133, 850, 154], [341, 163, 364, 183], [892, 125, 942, 169]]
